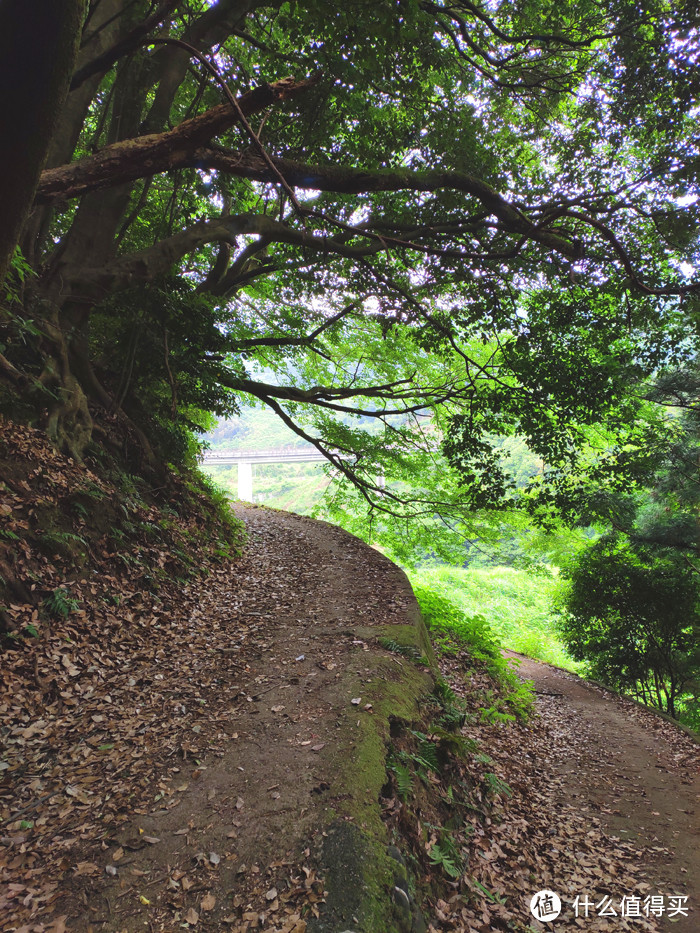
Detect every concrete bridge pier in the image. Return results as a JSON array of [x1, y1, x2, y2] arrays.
[[238, 461, 253, 501]]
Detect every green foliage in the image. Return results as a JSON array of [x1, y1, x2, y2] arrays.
[[378, 637, 423, 662], [92, 277, 242, 466], [42, 588, 80, 620], [482, 772, 512, 799], [414, 565, 579, 671], [470, 878, 507, 905], [558, 534, 700, 723], [428, 836, 464, 880], [413, 583, 501, 663], [551, 373, 700, 729], [412, 581, 534, 720], [410, 730, 441, 774], [1, 246, 35, 305], [388, 760, 413, 801]]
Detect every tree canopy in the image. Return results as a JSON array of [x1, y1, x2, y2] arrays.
[[1, 0, 699, 555]]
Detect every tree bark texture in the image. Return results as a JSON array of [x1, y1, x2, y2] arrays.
[[0, 0, 86, 283]]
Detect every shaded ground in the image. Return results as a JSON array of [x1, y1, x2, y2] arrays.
[[503, 652, 700, 933], [3, 478, 699, 932], [78, 503, 432, 932], [1, 503, 433, 931]]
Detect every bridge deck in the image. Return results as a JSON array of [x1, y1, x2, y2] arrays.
[[202, 446, 328, 465]]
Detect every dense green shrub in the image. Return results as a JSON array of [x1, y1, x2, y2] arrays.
[[557, 534, 700, 724]]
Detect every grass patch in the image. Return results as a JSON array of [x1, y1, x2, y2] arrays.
[[412, 565, 584, 673]]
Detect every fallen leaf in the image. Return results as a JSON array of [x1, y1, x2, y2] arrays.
[[201, 892, 216, 911], [46, 917, 67, 933], [185, 907, 199, 925]]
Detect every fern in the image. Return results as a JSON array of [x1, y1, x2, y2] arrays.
[[378, 637, 422, 661], [483, 772, 512, 798], [43, 588, 80, 620], [389, 762, 413, 800], [432, 676, 456, 705], [471, 877, 508, 905], [428, 838, 463, 879]]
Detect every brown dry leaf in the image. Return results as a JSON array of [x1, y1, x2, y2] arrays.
[[278, 918, 307, 933], [201, 892, 216, 911], [185, 907, 199, 925], [46, 917, 67, 933]]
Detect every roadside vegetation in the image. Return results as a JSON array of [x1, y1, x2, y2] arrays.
[[413, 566, 578, 672]]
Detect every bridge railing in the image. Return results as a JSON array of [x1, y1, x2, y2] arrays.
[[202, 445, 316, 460]]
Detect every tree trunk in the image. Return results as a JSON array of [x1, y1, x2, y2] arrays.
[[0, 0, 86, 283]]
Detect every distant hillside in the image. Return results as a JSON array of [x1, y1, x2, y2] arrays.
[[200, 407, 330, 513], [201, 404, 307, 452]]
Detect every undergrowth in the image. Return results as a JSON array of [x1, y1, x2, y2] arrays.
[[0, 418, 245, 642], [414, 565, 582, 672], [412, 582, 534, 722]]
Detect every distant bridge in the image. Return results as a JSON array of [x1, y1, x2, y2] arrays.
[[201, 446, 330, 500]]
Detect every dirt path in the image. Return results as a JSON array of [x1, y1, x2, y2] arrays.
[[63, 504, 431, 932], [505, 652, 700, 932], [4, 497, 699, 933]]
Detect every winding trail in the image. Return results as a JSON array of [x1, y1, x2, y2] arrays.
[[7, 498, 698, 932], [506, 652, 700, 932], [65, 504, 430, 932]]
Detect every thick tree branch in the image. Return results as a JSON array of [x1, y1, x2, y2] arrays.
[[38, 144, 579, 258], [73, 214, 386, 291], [35, 77, 318, 204]]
